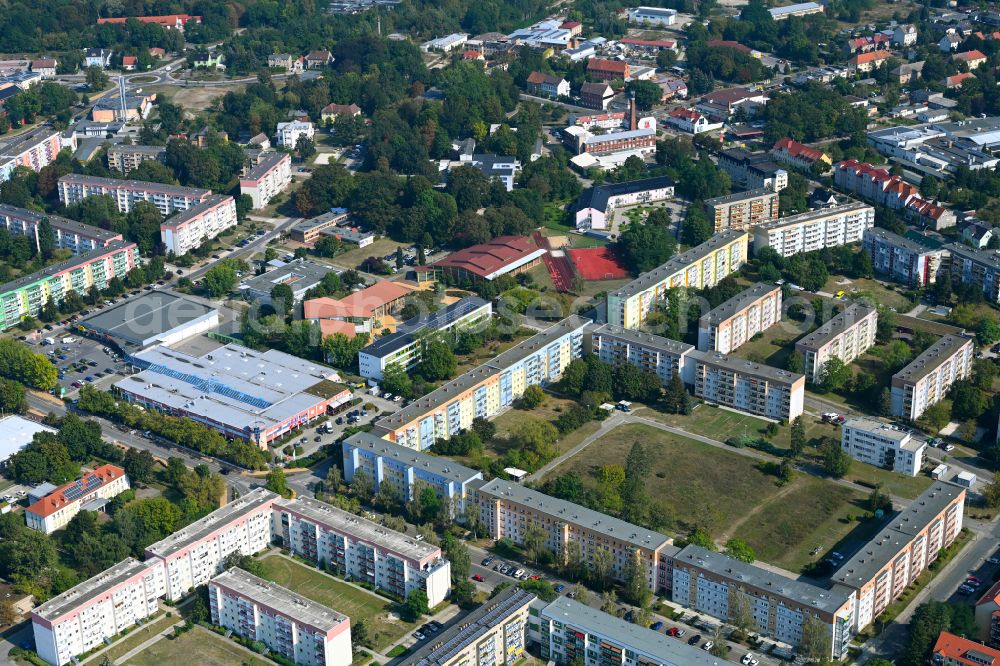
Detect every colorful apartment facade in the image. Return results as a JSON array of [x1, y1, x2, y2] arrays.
[[690, 350, 805, 421], [0, 129, 64, 183], [697, 282, 783, 354], [863, 228, 945, 286], [590, 323, 696, 385], [57, 174, 211, 215], [607, 230, 749, 329]]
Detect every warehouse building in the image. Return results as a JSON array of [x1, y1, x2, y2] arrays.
[[79, 290, 219, 349]]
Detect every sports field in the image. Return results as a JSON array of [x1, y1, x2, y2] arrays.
[[125, 626, 269, 666]]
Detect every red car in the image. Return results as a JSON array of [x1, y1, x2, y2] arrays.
[[472, 574, 485, 582]]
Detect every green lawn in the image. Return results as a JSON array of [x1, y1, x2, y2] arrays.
[[83, 613, 179, 664], [821, 276, 915, 313], [255, 554, 415, 650], [638, 403, 776, 441], [124, 626, 271, 666], [729, 322, 808, 369]]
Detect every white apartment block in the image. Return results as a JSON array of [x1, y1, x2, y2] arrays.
[[276, 121, 315, 149], [891, 335, 974, 421], [591, 323, 696, 385], [672, 545, 856, 661], [32, 558, 166, 666], [209, 568, 352, 666], [607, 230, 749, 329], [697, 282, 782, 353], [373, 317, 587, 450], [342, 431, 483, 517], [841, 417, 926, 476], [144, 488, 279, 601], [752, 201, 875, 258], [832, 483, 965, 631], [241, 152, 291, 209], [0, 204, 124, 255], [272, 497, 452, 606], [473, 479, 676, 593], [25, 464, 130, 534], [863, 228, 945, 287], [690, 351, 805, 421], [796, 304, 878, 383], [57, 174, 211, 215], [106, 145, 166, 173], [160, 194, 238, 256], [398, 586, 533, 666]]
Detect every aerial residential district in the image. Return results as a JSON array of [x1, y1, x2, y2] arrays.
[[4, 2, 1000, 666]]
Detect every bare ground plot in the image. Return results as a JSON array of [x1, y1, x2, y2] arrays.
[[146, 84, 246, 112], [821, 276, 915, 313]]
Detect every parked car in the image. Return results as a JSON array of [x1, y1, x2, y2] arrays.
[[702, 641, 714, 651], [988, 555, 1000, 564], [472, 574, 485, 582], [413, 631, 425, 641], [666, 627, 683, 637], [741, 654, 758, 666], [650, 621, 664, 631], [688, 634, 701, 646], [553, 584, 565, 593], [481, 557, 493, 566]]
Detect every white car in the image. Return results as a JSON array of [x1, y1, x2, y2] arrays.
[[741, 655, 755, 666], [382, 393, 392, 401], [514, 569, 525, 578], [393, 395, 403, 402], [702, 641, 714, 651], [943, 444, 955, 452]]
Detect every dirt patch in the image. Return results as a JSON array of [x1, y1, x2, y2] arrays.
[[147, 84, 246, 111]]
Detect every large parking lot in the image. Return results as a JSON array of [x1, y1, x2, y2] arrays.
[[32, 335, 124, 398]]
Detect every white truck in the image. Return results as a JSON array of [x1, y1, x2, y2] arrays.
[[62, 337, 76, 344], [43, 337, 56, 346]]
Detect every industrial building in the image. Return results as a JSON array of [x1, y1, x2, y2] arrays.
[[78, 290, 219, 349], [891, 335, 974, 421], [697, 282, 782, 353], [116, 344, 351, 447]]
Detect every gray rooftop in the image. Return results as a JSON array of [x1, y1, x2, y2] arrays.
[[675, 545, 852, 614], [0, 240, 135, 296], [610, 230, 748, 300], [832, 482, 965, 588], [58, 173, 211, 198], [593, 323, 695, 356], [211, 568, 348, 633], [33, 558, 152, 621], [690, 350, 804, 385], [246, 151, 288, 179], [864, 228, 941, 255], [79, 290, 217, 347], [240, 258, 337, 295], [161, 194, 234, 229], [0, 128, 60, 159], [704, 188, 775, 207], [541, 596, 731, 666], [478, 479, 671, 551], [360, 297, 491, 359], [754, 201, 872, 231], [795, 303, 876, 351], [146, 488, 278, 559], [275, 496, 442, 561], [375, 316, 588, 431], [0, 203, 121, 241], [892, 335, 973, 385], [344, 431, 482, 484], [400, 587, 535, 666], [107, 144, 167, 156], [945, 242, 1000, 268], [843, 417, 921, 449], [700, 282, 781, 326], [292, 209, 349, 234]]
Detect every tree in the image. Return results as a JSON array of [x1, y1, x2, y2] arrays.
[[442, 535, 471, 583], [0, 377, 26, 413], [270, 283, 295, 317], [820, 438, 851, 478], [616, 223, 677, 274], [902, 601, 953, 666], [790, 416, 805, 457], [663, 370, 691, 415], [983, 472, 1000, 508], [401, 589, 429, 621], [523, 524, 549, 564], [265, 467, 290, 497], [818, 357, 851, 392], [799, 613, 832, 662], [727, 586, 755, 636], [123, 448, 155, 485], [471, 417, 496, 441], [380, 364, 413, 398], [625, 80, 663, 111], [419, 340, 457, 380], [724, 538, 756, 563], [85, 66, 109, 90], [613, 363, 660, 403], [0, 598, 18, 626], [623, 550, 651, 607], [350, 468, 374, 499], [787, 349, 804, 374], [682, 206, 714, 246], [202, 263, 238, 298], [520, 385, 546, 409]]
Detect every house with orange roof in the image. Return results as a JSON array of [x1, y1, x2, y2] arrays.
[[947, 72, 976, 88], [953, 49, 988, 69], [121, 55, 137, 71], [771, 138, 832, 171], [976, 579, 1000, 645], [848, 50, 892, 73], [834, 160, 956, 229], [25, 465, 130, 534], [462, 50, 485, 61], [933, 631, 1000, 665], [305, 280, 413, 333]]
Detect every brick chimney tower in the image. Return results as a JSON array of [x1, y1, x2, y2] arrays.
[[630, 91, 637, 131]]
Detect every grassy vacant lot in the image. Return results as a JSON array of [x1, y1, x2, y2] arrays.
[[545, 422, 887, 572], [821, 276, 915, 313], [146, 84, 245, 111], [489, 396, 603, 458], [327, 237, 403, 269], [125, 626, 270, 666], [83, 613, 179, 664], [256, 554, 414, 650], [730, 321, 809, 368]]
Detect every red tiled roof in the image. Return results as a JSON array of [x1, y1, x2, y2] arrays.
[[669, 107, 702, 120], [979, 580, 1000, 607], [429, 236, 544, 280], [97, 14, 199, 26], [560, 20, 581, 28], [122, 55, 137, 65], [32, 58, 57, 68], [322, 103, 361, 116], [587, 58, 628, 74], [26, 465, 126, 518], [954, 49, 987, 61], [947, 72, 975, 86], [773, 137, 827, 162], [462, 50, 483, 59], [318, 319, 360, 338], [148, 47, 165, 56], [850, 51, 892, 65], [707, 39, 753, 54], [305, 281, 413, 320], [932, 631, 1000, 665]]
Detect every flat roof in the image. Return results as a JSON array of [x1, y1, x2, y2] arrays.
[[843, 417, 920, 449], [832, 482, 965, 588], [864, 228, 940, 255], [795, 303, 876, 351], [691, 350, 804, 385], [146, 488, 278, 559], [944, 242, 1000, 269], [211, 568, 348, 633], [107, 144, 166, 155], [769, 1, 822, 15], [343, 431, 482, 484], [0, 128, 59, 158], [704, 188, 774, 206], [754, 201, 872, 231], [275, 496, 441, 561], [0, 240, 136, 296], [593, 323, 694, 356], [58, 173, 211, 198], [360, 297, 490, 359], [576, 176, 673, 213], [245, 151, 289, 179], [675, 545, 852, 614], [240, 259, 337, 295], [79, 290, 217, 347], [478, 479, 671, 551], [0, 204, 121, 241], [400, 587, 535, 666], [33, 558, 151, 622], [161, 194, 233, 229], [893, 335, 973, 385], [0, 415, 56, 463], [610, 230, 748, 300], [541, 597, 730, 666], [700, 282, 780, 326], [292, 209, 349, 233]]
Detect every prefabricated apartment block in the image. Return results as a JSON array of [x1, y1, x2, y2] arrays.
[[703, 188, 779, 232], [891, 334, 974, 421], [841, 417, 926, 476], [590, 323, 696, 384], [0, 204, 124, 255], [607, 230, 749, 329], [241, 151, 292, 209], [795, 303, 878, 383], [690, 350, 805, 421], [863, 228, 945, 287], [57, 173, 211, 215], [159, 194, 238, 256], [696, 282, 782, 353], [752, 201, 875, 258]]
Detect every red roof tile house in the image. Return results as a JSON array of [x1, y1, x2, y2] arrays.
[[121, 55, 137, 71], [947, 72, 976, 88], [976, 580, 1000, 646], [848, 50, 892, 73], [953, 49, 988, 69], [526, 71, 570, 98], [25, 465, 130, 534], [305, 281, 413, 334], [771, 138, 832, 171], [933, 631, 1000, 665], [834, 159, 957, 229], [666, 107, 723, 134], [587, 58, 630, 82], [559, 20, 583, 36], [416, 236, 547, 283]]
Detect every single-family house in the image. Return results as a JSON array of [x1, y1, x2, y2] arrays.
[[84, 48, 112, 68], [30, 59, 58, 78], [148, 47, 166, 58], [192, 52, 224, 69], [892, 61, 924, 84], [946, 72, 976, 88], [847, 50, 892, 73], [939, 33, 962, 52], [953, 49, 987, 69], [893, 24, 918, 46], [667, 107, 723, 134], [962, 222, 994, 249], [121, 55, 138, 71], [321, 103, 362, 123], [526, 71, 570, 98], [306, 50, 333, 68]]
